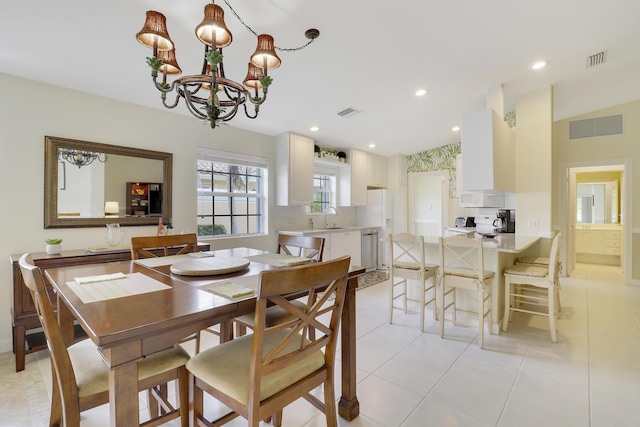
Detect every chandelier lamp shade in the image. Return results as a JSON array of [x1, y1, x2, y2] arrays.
[[135, 2, 316, 129]]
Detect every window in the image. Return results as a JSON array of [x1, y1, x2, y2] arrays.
[[197, 149, 267, 238], [309, 171, 336, 214]]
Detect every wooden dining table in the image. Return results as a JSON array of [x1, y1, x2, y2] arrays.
[[44, 247, 363, 427]]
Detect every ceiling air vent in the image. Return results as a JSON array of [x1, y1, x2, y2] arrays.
[[569, 114, 623, 140], [586, 50, 607, 68], [337, 107, 361, 118]]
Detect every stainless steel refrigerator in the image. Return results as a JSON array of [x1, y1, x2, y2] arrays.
[[356, 189, 406, 268]]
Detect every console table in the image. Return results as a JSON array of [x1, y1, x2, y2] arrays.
[[10, 243, 209, 371]]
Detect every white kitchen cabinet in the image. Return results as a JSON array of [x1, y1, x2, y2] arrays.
[[461, 109, 515, 192], [312, 233, 331, 260], [338, 149, 367, 206], [367, 153, 388, 188], [275, 132, 314, 206], [330, 230, 361, 266]]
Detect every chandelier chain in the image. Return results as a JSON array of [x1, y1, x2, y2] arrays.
[[222, 0, 316, 52]]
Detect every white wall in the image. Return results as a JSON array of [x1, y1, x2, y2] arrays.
[[0, 72, 287, 352], [515, 86, 553, 237]]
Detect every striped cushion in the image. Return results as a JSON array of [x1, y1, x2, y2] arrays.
[[505, 264, 548, 277], [444, 268, 495, 280], [394, 262, 438, 271], [516, 256, 550, 266]]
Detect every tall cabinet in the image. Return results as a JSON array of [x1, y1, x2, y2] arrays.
[[275, 133, 314, 206]]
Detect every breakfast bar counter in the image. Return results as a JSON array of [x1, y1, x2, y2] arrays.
[[424, 234, 542, 334]]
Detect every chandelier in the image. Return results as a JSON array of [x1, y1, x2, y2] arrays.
[[136, 1, 319, 129], [58, 148, 107, 168]]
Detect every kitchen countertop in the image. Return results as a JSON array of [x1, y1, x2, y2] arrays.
[[278, 225, 375, 236], [425, 233, 540, 254]]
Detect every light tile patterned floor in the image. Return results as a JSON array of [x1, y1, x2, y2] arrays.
[[1, 263, 639, 426]]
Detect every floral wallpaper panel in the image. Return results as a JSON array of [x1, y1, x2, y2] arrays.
[[406, 142, 461, 197]]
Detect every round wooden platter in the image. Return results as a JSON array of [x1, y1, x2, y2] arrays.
[[169, 256, 250, 276]]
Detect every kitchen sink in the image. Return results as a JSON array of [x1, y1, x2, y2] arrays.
[[323, 226, 345, 230]]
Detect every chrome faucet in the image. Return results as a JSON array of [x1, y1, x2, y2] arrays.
[[323, 206, 338, 228]]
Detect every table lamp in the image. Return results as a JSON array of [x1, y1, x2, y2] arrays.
[[104, 201, 120, 217]]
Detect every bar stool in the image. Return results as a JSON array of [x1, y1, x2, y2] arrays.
[[502, 232, 562, 342], [389, 233, 438, 331], [438, 236, 494, 349]]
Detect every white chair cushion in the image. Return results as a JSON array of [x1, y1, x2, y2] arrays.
[[69, 339, 189, 398], [234, 300, 306, 327], [394, 261, 438, 271], [504, 264, 548, 277], [444, 267, 495, 280], [186, 330, 324, 405]]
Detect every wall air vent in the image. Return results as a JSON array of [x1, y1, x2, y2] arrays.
[[337, 107, 361, 118], [586, 50, 607, 68], [569, 114, 623, 140]]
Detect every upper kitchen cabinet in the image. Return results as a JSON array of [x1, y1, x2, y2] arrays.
[[367, 153, 388, 188], [461, 109, 515, 193], [338, 149, 367, 206], [275, 132, 314, 206]]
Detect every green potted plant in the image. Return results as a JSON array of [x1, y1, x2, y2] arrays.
[[337, 151, 347, 163], [314, 144, 321, 157], [45, 238, 63, 255]]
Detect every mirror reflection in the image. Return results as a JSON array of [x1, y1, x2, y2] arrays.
[[58, 153, 163, 218], [45, 136, 172, 228], [576, 181, 620, 224]]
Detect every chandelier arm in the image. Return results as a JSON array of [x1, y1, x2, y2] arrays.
[[182, 89, 209, 120], [242, 102, 259, 119]]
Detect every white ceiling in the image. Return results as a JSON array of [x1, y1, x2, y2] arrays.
[[2, 0, 640, 156]]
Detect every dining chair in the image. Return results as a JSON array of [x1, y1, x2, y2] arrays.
[[18, 253, 190, 427], [131, 233, 218, 353], [187, 255, 350, 427], [502, 232, 563, 342], [388, 233, 438, 331], [233, 234, 325, 338], [438, 236, 494, 349], [130, 233, 199, 260]]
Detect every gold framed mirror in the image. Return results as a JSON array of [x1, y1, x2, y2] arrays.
[[44, 136, 172, 228]]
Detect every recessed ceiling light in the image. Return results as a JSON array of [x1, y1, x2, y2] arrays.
[[310, 126, 319, 132], [452, 126, 460, 132], [532, 61, 546, 70], [368, 144, 376, 148], [415, 89, 427, 97]]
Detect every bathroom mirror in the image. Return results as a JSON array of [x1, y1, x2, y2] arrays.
[[576, 181, 619, 224], [44, 136, 172, 228]]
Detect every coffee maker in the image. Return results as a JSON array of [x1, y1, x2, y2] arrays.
[[494, 209, 516, 233]]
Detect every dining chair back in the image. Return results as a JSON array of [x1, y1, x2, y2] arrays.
[[131, 233, 217, 353], [438, 236, 494, 349], [130, 233, 198, 259], [502, 232, 563, 342], [186, 256, 351, 427], [233, 234, 326, 338], [18, 253, 190, 427], [389, 233, 438, 331], [277, 234, 325, 261]]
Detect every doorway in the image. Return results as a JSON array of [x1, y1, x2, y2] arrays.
[[408, 171, 448, 238], [560, 160, 631, 283]]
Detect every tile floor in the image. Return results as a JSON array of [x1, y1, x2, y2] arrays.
[[1, 262, 639, 426]]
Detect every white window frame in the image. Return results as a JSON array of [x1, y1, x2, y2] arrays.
[[197, 148, 268, 238]]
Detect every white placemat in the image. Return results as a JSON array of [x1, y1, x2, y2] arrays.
[[206, 275, 259, 300], [133, 254, 192, 268], [67, 272, 171, 304], [245, 252, 311, 267]]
